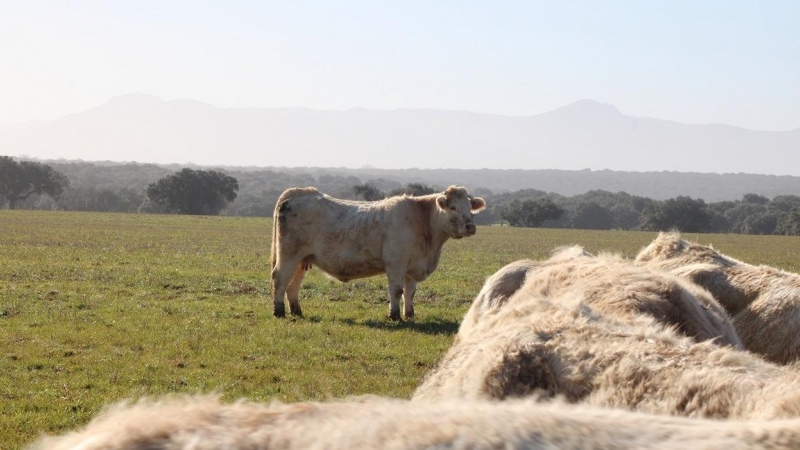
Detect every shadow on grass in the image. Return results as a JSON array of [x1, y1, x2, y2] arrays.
[[339, 317, 460, 335]]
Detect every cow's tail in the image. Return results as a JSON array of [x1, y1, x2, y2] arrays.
[[271, 201, 280, 272]]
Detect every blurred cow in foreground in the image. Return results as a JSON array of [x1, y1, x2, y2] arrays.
[[415, 251, 800, 421], [636, 232, 800, 364], [458, 247, 740, 347], [30, 395, 800, 450]]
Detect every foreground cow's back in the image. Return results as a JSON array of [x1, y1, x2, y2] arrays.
[[459, 248, 741, 348], [31, 395, 800, 450], [414, 254, 800, 421], [270, 186, 485, 320], [636, 232, 800, 364]]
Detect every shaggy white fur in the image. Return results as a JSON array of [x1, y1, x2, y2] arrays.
[[636, 232, 800, 364], [416, 252, 800, 420], [460, 247, 740, 348], [29, 396, 800, 450]]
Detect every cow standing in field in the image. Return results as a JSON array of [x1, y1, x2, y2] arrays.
[[270, 185, 486, 320]]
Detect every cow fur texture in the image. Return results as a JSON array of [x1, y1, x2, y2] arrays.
[[29, 395, 800, 450], [636, 232, 800, 364], [414, 251, 800, 421], [270, 185, 485, 320], [459, 247, 741, 349]]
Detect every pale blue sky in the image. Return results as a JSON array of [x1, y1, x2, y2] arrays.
[[1, 1, 798, 130]]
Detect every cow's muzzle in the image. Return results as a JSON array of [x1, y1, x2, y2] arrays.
[[464, 223, 477, 236]]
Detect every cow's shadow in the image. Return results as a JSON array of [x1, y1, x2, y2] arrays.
[[340, 317, 460, 335]]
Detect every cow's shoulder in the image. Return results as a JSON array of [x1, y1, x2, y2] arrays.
[[380, 195, 434, 223], [380, 195, 441, 250]]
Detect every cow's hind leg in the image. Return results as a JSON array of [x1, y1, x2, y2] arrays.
[[272, 257, 303, 318], [403, 278, 417, 320], [286, 261, 309, 317], [386, 268, 406, 321]]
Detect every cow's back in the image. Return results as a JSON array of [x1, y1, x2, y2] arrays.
[[636, 232, 800, 364]]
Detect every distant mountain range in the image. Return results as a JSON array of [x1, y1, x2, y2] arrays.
[[2, 94, 799, 175]]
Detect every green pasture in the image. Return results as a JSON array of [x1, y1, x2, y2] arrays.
[[3, 210, 800, 449]]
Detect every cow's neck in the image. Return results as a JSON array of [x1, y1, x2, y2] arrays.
[[431, 225, 449, 252], [430, 212, 452, 251], [416, 195, 451, 253]]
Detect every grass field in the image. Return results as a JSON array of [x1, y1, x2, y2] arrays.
[[4, 210, 800, 449]]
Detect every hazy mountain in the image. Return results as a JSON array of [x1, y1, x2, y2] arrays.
[[2, 94, 799, 175]]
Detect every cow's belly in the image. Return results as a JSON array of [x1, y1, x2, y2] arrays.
[[310, 253, 386, 283]]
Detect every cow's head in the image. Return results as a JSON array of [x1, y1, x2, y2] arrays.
[[436, 186, 486, 239]]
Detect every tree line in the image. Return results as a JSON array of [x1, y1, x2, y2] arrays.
[[3, 156, 800, 235], [488, 189, 800, 235], [1, 157, 238, 216]]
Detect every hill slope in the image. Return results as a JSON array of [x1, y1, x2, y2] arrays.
[[2, 94, 798, 175]]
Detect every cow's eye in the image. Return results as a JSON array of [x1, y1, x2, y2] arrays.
[[449, 206, 456, 211]]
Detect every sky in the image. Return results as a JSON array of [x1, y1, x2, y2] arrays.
[[1, 0, 799, 131]]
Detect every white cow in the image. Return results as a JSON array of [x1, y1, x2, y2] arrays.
[[270, 185, 485, 320]]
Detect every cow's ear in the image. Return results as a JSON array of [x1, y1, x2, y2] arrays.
[[471, 197, 486, 213], [436, 195, 448, 211]]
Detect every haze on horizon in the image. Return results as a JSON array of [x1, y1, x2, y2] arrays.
[[1, 1, 799, 172]]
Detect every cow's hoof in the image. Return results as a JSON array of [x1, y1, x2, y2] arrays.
[[404, 308, 415, 320], [290, 306, 303, 317], [389, 311, 402, 321], [273, 304, 286, 318]]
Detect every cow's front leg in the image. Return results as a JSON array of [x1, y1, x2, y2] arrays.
[[386, 269, 406, 321], [403, 278, 417, 320]]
